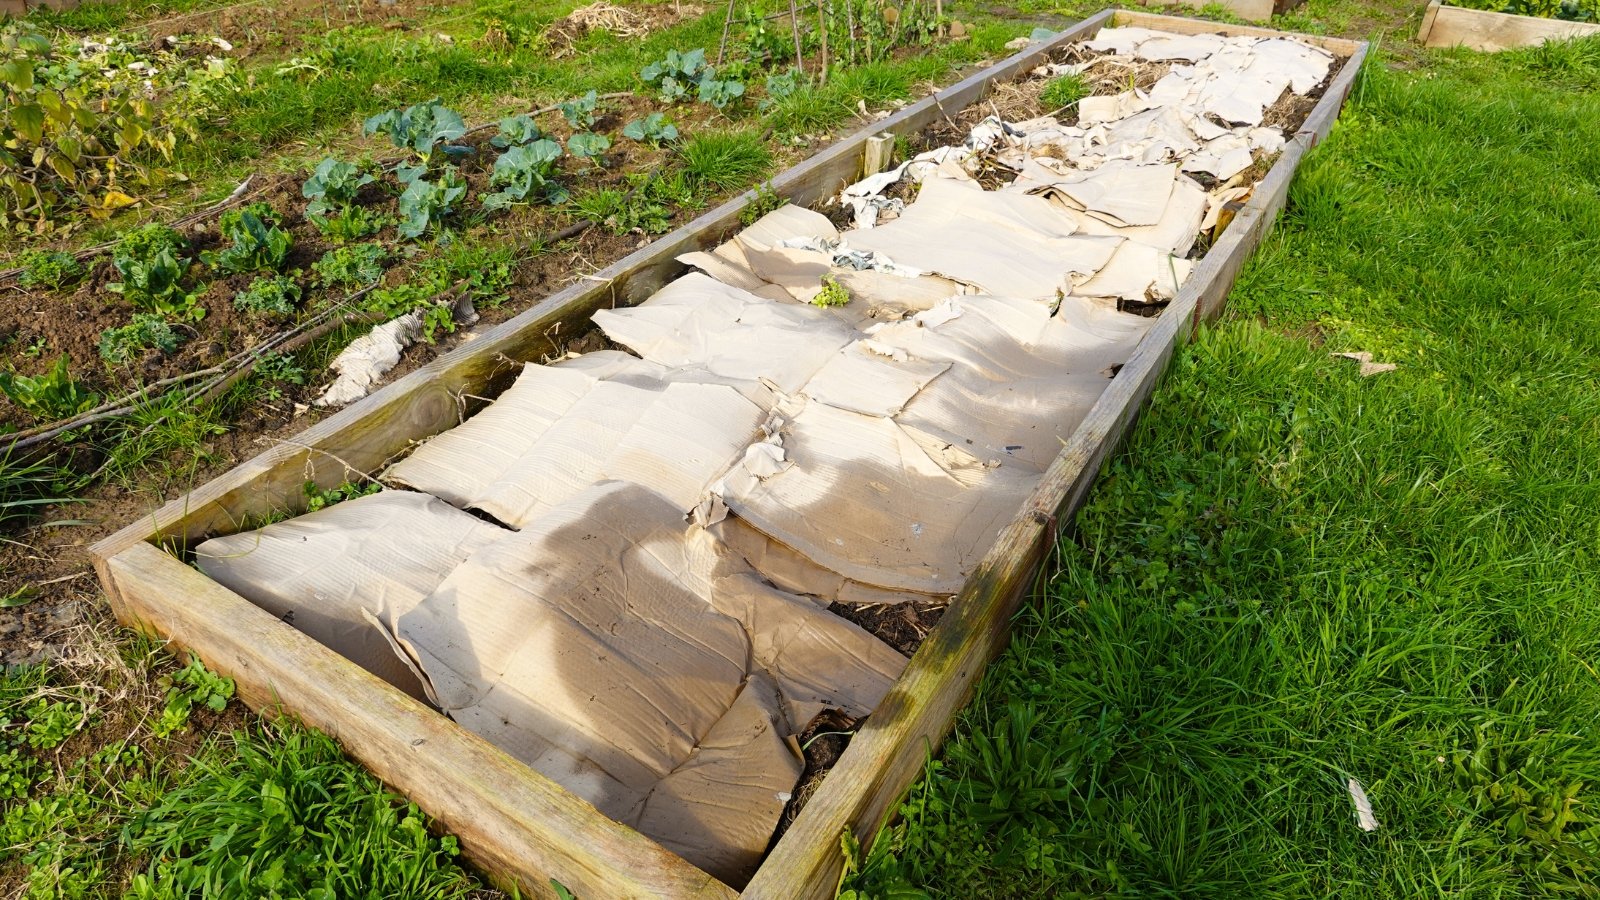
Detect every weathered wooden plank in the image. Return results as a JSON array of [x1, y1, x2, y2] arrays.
[[1417, 0, 1600, 51], [107, 542, 737, 900], [1142, 0, 1277, 24], [743, 29, 1369, 900]]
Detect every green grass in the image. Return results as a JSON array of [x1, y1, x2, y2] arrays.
[[0, 449, 77, 534], [678, 128, 775, 191], [890, 39, 1600, 897]]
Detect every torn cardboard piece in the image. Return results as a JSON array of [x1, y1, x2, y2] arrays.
[[316, 294, 478, 408], [714, 396, 1039, 595], [395, 481, 905, 885], [1335, 351, 1398, 377], [194, 490, 506, 702]]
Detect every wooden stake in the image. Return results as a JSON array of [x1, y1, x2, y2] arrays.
[[716, 0, 736, 64], [789, 0, 805, 75], [818, 0, 829, 84]]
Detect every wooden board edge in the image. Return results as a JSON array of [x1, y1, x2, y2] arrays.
[[88, 8, 1120, 567], [743, 28, 1371, 899], [102, 541, 737, 900], [1419, 0, 1442, 44], [1419, 2, 1600, 50], [1113, 8, 1364, 56]]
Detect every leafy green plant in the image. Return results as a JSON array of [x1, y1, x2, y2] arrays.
[[566, 131, 611, 164], [491, 112, 542, 149], [304, 479, 380, 512], [813, 273, 851, 307], [23, 699, 83, 751], [641, 48, 711, 103], [311, 203, 384, 242], [312, 243, 387, 289], [301, 156, 373, 217], [0, 355, 97, 420], [760, 68, 803, 110], [1040, 73, 1089, 112], [203, 204, 294, 274], [698, 75, 747, 110], [482, 139, 566, 211], [234, 274, 303, 318], [622, 112, 679, 144], [362, 98, 469, 169], [557, 89, 599, 129], [742, 13, 794, 66], [255, 352, 306, 402], [123, 724, 479, 899], [153, 655, 234, 738], [108, 224, 201, 321], [98, 313, 181, 364], [16, 250, 84, 290], [398, 167, 468, 238], [837, 826, 929, 900]]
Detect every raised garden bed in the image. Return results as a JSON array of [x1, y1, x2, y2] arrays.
[[90, 10, 1366, 898], [1419, 0, 1600, 50]]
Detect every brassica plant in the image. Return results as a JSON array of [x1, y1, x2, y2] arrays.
[[397, 167, 468, 238], [482, 139, 566, 211], [557, 90, 599, 129], [302, 156, 374, 217], [621, 112, 679, 145], [491, 113, 542, 149]]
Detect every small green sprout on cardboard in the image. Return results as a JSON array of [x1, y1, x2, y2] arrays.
[[813, 273, 850, 307]]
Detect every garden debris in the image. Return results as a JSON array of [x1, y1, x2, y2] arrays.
[[1335, 351, 1398, 377], [314, 294, 479, 408], [546, 1, 649, 56], [1347, 777, 1380, 831]]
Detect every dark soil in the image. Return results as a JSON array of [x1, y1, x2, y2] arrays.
[[769, 707, 862, 850], [830, 599, 949, 657]]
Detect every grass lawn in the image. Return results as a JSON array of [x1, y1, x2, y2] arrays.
[[887, 35, 1600, 899]]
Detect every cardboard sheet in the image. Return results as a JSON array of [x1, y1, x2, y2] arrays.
[[864, 295, 1151, 470], [386, 353, 764, 527], [395, 481, 905, 884], [592, 273, 860, 393], [714, 396, 1039, 594], [194, 491, 505, 701], [845, 178, 1121, 300]]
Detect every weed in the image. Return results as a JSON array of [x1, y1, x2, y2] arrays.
[[679, 129, 772, 191], [311, 203, 386, 243], [100, 391, 225, 489], [234, 274, 304, 319], [98, 313, 182, 364], [153, 655, 234, 738], [255, 352, 307, 401], [304, 479, 380, 512], [1039, 73, 1089, 111], [16, 250, 85, 290], [0, 448, 75, 533], [312, 243, 387, 289], [739, 180, 785, 226], [573, 186, 671, 236]]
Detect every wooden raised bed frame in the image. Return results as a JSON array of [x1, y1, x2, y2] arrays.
[[91, 12, 1366, 899], [1418, 0, 1600, 51]]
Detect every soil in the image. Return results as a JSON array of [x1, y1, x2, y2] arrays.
[[830, 598, 949, 657], [769, 707, 862, 849], [139, 0, 463, 62]]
